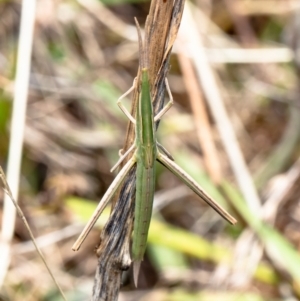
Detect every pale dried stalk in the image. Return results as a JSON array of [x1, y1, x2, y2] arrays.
[[0, 0, 36, 287]]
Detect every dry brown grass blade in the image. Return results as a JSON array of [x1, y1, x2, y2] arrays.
[[235, 0, 300, 15], [177, 51, 222, 184], [91, 1, 185, 300], [146, 0, 174, 88]]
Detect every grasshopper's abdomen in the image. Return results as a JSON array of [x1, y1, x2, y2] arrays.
[[132, 160, 156, 261]]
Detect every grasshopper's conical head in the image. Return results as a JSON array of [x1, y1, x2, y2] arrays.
[[134, 17, 149, 70]]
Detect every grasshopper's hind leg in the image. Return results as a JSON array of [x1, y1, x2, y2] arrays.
[[117, 78, 137, 124], [157, 142, 174, 161], [154, 78, 174, 122]]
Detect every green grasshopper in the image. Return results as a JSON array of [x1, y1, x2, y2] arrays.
[[72, 18, 236, 285]]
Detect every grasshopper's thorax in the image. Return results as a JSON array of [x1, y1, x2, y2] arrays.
[[135, 68, 157, 168]]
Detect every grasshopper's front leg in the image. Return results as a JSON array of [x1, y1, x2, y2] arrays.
[[154, 78, 174, 122], [111, 79, 139, 172], [117, 78, 138, 124]]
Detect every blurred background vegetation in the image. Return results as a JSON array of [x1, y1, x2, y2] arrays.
[[1, 0, 300, 300]]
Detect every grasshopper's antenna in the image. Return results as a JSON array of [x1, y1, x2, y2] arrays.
[[134, 17, 148, 69]]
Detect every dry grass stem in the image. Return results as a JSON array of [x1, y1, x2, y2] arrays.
[[0, 0, 37, 288], [177, 51, 222, 183], [0, 167, 67, 300]]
